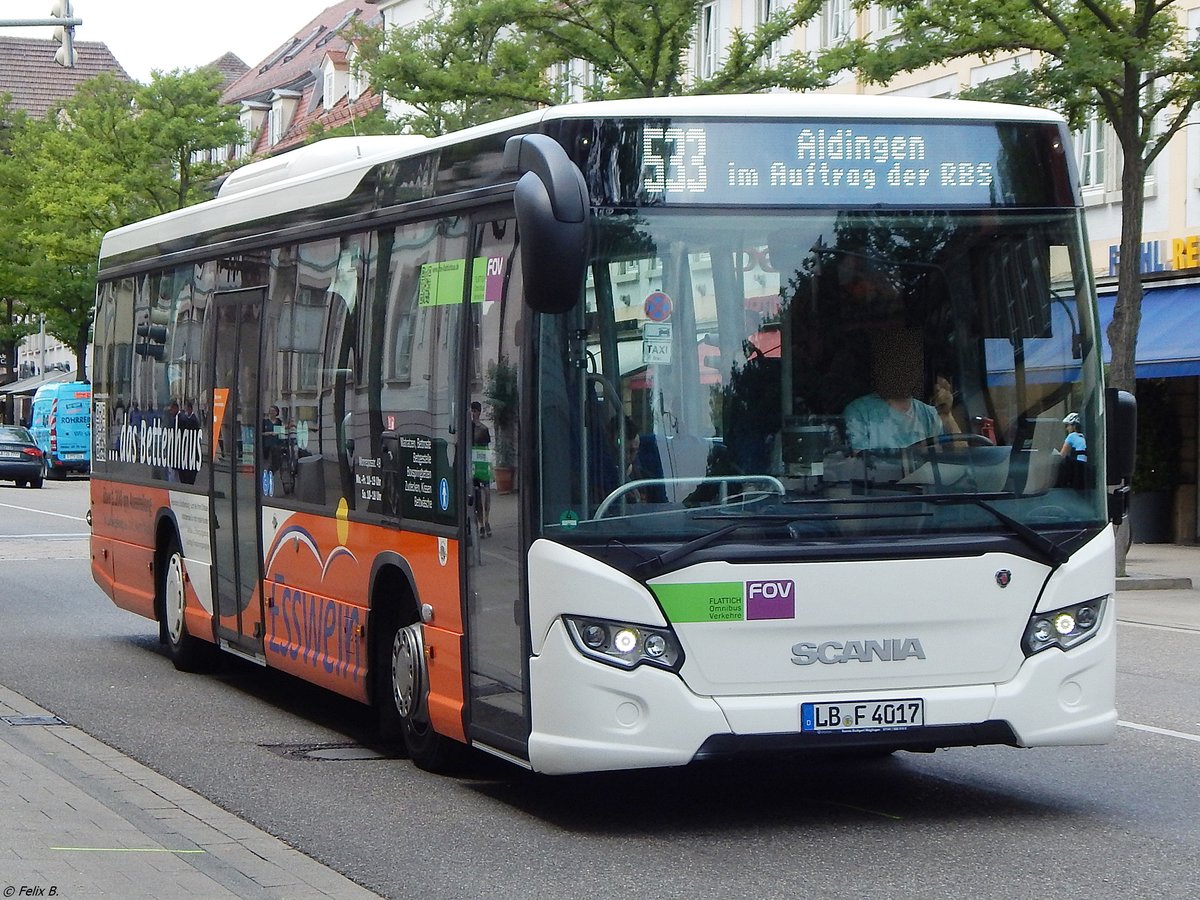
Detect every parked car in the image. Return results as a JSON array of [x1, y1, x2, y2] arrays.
[[0, 425, 46, 488], [29, 381, 91, 478]]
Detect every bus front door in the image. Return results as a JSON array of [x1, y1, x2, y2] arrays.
[[463, 217, 531, 759], [210, 287, 267, 662]]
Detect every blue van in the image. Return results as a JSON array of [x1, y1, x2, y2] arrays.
[[29, 381, 92, 478]]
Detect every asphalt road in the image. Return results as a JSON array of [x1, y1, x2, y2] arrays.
[[1, 480, 1198, 899]]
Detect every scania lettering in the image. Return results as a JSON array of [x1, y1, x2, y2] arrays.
[[90, 95, 1135, 776], [791, 638, 927, 666]]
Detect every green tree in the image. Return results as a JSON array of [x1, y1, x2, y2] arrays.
[[0, 97, 38, 389], [832, 0, 1200, 395], [6, 67, 243, 378], [353, 0, 828, 135]]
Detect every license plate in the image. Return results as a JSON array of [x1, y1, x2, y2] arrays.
[[0, 450, 20, 459], [62, 453, 85, 459], [801, 699, 924, 733]]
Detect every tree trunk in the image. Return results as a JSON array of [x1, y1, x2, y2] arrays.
[[1108, 126, 1149, 575], [1106, 150, 1146, 395]]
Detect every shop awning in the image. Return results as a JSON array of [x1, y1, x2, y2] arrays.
[[0, 369, 74, 396], [987, 283, 1200, 384], [1098, 285, 1200, 379]]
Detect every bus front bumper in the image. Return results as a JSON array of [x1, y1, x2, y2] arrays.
[[525, 614, 1115, 776]]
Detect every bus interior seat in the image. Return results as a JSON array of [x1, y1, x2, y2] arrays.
[[1019, 416, 1065, 494], [651, 434, 712, 503]]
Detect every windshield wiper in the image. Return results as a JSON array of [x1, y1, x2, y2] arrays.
[[635, 507, 935, 579], [635, 523, 745, 580], [635, 493, 1070, 579], [921, 493, 1071, 567]]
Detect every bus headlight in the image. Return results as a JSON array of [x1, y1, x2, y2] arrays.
[[1022, 598, 1107, 656], [564, 616, 684, 672]]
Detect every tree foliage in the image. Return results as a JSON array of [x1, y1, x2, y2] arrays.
[[352, 0, 829, 135], [834, 0, 1200, 393], [1, 68, 242, 379], [0, 97, 37, 382]]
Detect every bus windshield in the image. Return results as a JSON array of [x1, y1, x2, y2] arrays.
[[537, 207, 1107, 547]]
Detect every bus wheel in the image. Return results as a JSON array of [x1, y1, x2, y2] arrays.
[[159, 538, 214, 673], [377, 616, 458, 772]]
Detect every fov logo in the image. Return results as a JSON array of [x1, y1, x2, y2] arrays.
[[746, 579, 795, 620]]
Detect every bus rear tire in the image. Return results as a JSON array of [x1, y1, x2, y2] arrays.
[[376, 613, 461, 773], [159, 538, 215, 673]]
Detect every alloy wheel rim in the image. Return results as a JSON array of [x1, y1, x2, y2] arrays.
[[165, 554, 185, 644], [391, 625, 423, 720]]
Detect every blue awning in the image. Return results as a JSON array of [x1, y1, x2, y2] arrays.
[[1099, 285, 1200, 379]]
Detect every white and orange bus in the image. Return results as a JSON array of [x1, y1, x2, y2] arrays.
[[90, 95, 1135, 774]]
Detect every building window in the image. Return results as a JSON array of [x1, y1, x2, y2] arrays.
[[348, 47, 364, 102], [821, 0, 853, 47], [758, 0, 781, 60], [876, 4, 898, 33], [1077, 117, 1106, 189], [698, 2, 719, 79], [269, 105, 284, 146]]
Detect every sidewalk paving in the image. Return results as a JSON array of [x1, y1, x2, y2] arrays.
[[1119, 542, 1199, 592], [0, 684, 380, 900], [1116, 542, 1200, 632]]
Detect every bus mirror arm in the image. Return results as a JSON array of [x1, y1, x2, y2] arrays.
[[504, 134, 590, 315], [1105, 388, 1137, 485], [1105, 388, 1137, 526]]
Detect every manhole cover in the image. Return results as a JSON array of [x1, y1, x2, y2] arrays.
[[306, 746, 386, 761], [2, 715, 67, 727], [260, 741, 390, 761]]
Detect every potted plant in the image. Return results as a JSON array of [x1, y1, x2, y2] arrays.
[[1130, 379, 1181, 543], [484, 356, 518, 493]]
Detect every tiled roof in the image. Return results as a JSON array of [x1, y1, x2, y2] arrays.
[[0, 37, 130, 119], [223, 0, 384, 158], [271, 85, 381, 154], [222, 0, 376, 103], [204, 52, 251, 90]]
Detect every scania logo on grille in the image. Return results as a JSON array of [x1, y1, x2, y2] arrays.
[[790, 638, 926, 666], [995, 569, 1012, 588]]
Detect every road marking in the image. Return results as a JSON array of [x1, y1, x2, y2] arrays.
[[1119, 720, 1200, 743], [1117, 619, 1200, 635], [0, 533, 90, 540], [51, 846, 206, 854], [0, 501, 85, 522]]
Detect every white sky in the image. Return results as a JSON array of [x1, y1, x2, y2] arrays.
[[1, 0, 346, 82]]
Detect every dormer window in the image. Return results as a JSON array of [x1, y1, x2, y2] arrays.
[[268, 90, 301, 146], [238, 102, 269, 158], [323, 53, 349, 111], [348, 46, 364, 102]]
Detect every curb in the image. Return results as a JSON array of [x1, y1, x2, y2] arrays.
[[1116, 575, 1194, 591]]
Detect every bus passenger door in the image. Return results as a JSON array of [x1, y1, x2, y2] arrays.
[[464, 216, 531, 759], [210, 287, 267, 662]]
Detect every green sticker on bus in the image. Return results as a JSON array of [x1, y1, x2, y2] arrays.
[[652, 582, 744, 623], [418, 260, 467, 306]]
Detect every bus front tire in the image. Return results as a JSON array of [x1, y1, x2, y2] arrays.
[[159, 538, 215, 673], [376, 615, 460, 773]]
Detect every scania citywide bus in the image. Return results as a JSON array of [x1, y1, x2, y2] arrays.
[[89, 95, 1135, 774]]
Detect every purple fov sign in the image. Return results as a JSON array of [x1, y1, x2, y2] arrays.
[[745, 579, 795, 620]]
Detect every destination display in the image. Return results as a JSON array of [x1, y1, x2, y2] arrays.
[[618, 120, 1072, 208]]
